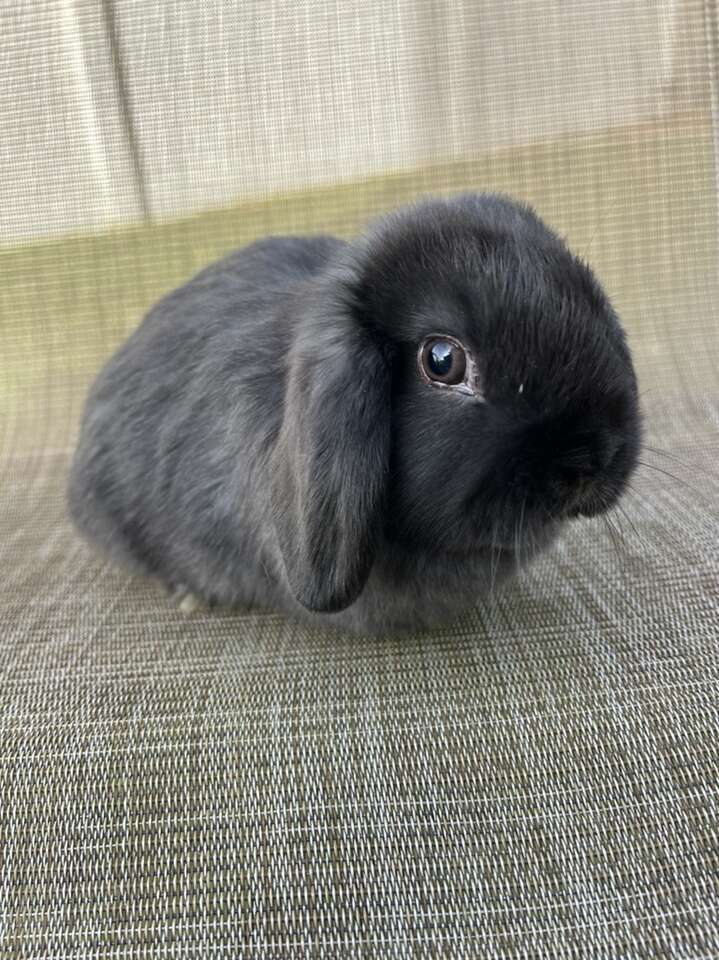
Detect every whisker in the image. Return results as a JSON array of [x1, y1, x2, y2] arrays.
[[515, 496, 526, 575], [636, 459, 688, 486], [488, 520, 500, 602], [613, 501, 645, 549], [625, 480, 645, 502], [622, 480, 704, 554], [635, 459, 715, 508], [602, 514, 625, 580], [641, 443, 689, 466], [608, 509, 626, 550], [580, 224, 600, 262], [642, 443, 717, 482]]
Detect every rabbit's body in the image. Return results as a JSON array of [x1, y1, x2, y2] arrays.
[[69, 235, 504, 632], [69, 195, 640, 635], [69, 238, 322, 607]]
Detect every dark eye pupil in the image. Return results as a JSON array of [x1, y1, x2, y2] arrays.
[[428, 341, 454, 376], [421, 337, 467, 385]]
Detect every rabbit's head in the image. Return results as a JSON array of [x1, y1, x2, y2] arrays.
[[271, 194, 641, 613]]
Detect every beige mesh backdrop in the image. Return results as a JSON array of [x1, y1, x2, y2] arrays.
[[2, 2, 718, 957]]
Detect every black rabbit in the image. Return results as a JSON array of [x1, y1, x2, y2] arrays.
[[68, 194, 641, 634]]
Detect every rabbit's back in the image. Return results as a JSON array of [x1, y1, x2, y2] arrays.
[[68, 234, 344, 598]]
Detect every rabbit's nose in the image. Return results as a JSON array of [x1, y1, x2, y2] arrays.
[[560, 434, 622, 485], [551, 434, 623, 514]]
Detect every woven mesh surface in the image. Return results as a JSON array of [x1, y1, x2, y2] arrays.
[[2, 2, 719, 957]]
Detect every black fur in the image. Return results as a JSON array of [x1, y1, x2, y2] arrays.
[[68, 194, 641, 634]]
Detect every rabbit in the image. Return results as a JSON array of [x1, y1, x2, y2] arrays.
[[68, 193, 641, 635]]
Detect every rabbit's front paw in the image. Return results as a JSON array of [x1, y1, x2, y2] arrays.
[[176, 592, 201, 616], [161, 580, 203, 615]]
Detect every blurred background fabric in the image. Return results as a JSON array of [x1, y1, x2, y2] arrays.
[[1, 1, 718, 957]]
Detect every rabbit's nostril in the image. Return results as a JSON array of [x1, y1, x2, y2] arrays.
[[558, 435, 622, 490], [558, 459, 596, 491], [559, 465, 586, 487]]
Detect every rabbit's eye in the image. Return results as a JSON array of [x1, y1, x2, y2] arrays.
[[420, 337, 467, 386]]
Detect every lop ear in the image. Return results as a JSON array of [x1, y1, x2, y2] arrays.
[[269, 314, 391, 614]]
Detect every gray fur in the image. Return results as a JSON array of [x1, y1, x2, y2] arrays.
[[68, 194, 641, 635]]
